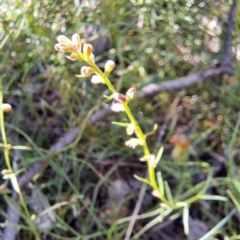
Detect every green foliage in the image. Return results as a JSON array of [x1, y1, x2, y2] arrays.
[[0, 0, 240, 239]]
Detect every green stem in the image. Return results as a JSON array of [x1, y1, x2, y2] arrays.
[[0, 79, 40, 240], [77, 51, 169, 204], [78, 51, 115, 93]]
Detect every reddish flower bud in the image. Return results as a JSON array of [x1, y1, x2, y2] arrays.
[[126, 87, 135, 100], [56, 35, 75, 53], [55, 43, 61, 51], [83, 43, 93, 57], [113, 92, 127, 103], [55, 43, 75, 53], [80, 66, 94, 76]]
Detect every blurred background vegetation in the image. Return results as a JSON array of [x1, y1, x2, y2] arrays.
[[1, 0, 240, 239]]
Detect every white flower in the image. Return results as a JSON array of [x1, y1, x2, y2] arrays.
[[80, 66, 94, 76], [71, 33, 81, 49], [91, 75, 105, 84], [126, 124, 135, 136], [0, 103, 12, 112], [1, 169, 20, 193], [111, 103, 125, 112], [104, 60, 115, 72], [139, 154, 155, 162], [125, 138, 144, 149]]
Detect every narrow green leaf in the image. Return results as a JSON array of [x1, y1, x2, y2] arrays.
[[155, 146, 164, 165], [145, 123, 158, 137], [199, 208, 237, 240], [156, 172, 164, 197], [200, 194, 227, 201], [38, 201, 69, 217], [134, 175, 151, 186], [75, 74, 85, 78], [132, 209, 174, 239], [228, 117, 240, 178], [111, 121, 130, 127], [200, 170, 213, 195], [164, 181, 174, 205], [227, 189, 240, 214], [103, 94, 114, 100], [183, 205, 189, 236]]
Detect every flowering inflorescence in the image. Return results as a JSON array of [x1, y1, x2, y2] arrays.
[[55, 33, 147, 149], [55, 33, 166, 203]]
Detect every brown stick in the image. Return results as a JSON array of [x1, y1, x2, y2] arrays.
[[137, 63, 231, 99]]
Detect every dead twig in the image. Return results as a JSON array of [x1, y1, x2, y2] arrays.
[[124, 179, 147, 240], [138, 63, 232, 99]]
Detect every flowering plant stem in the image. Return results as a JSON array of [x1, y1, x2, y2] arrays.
[[55, 33, 174, 206], [55, 34, 227, 229], [0, 79, 40, 240], [75, 49, 169, 205]]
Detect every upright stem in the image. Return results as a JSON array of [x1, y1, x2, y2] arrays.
[[78, 52, 164, 200], [0, 79, 40, 240]]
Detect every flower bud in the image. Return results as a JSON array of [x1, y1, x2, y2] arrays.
[[72, 33, 81, 49], [55, 43, 61, 51], [31, 214, 37, 221], [169, 135, 190, 162], [1, 169, 12, 177], [57, 35, 72, 45], [140, 154, 156, 167], [139, 154, 155, 162], [0, 103, 12, 112], [83, 43, 93, 57], [56, 35, 75, 53], [113, 92, 127, 103], [104, 60, 115, 73], [80, 66, 94, 76], [55, 43, 75, 53], [66, 53, 80, 61], [126, 124, 135, 136], [91, 75, 105, 84], [126, 87, 135, 100]]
